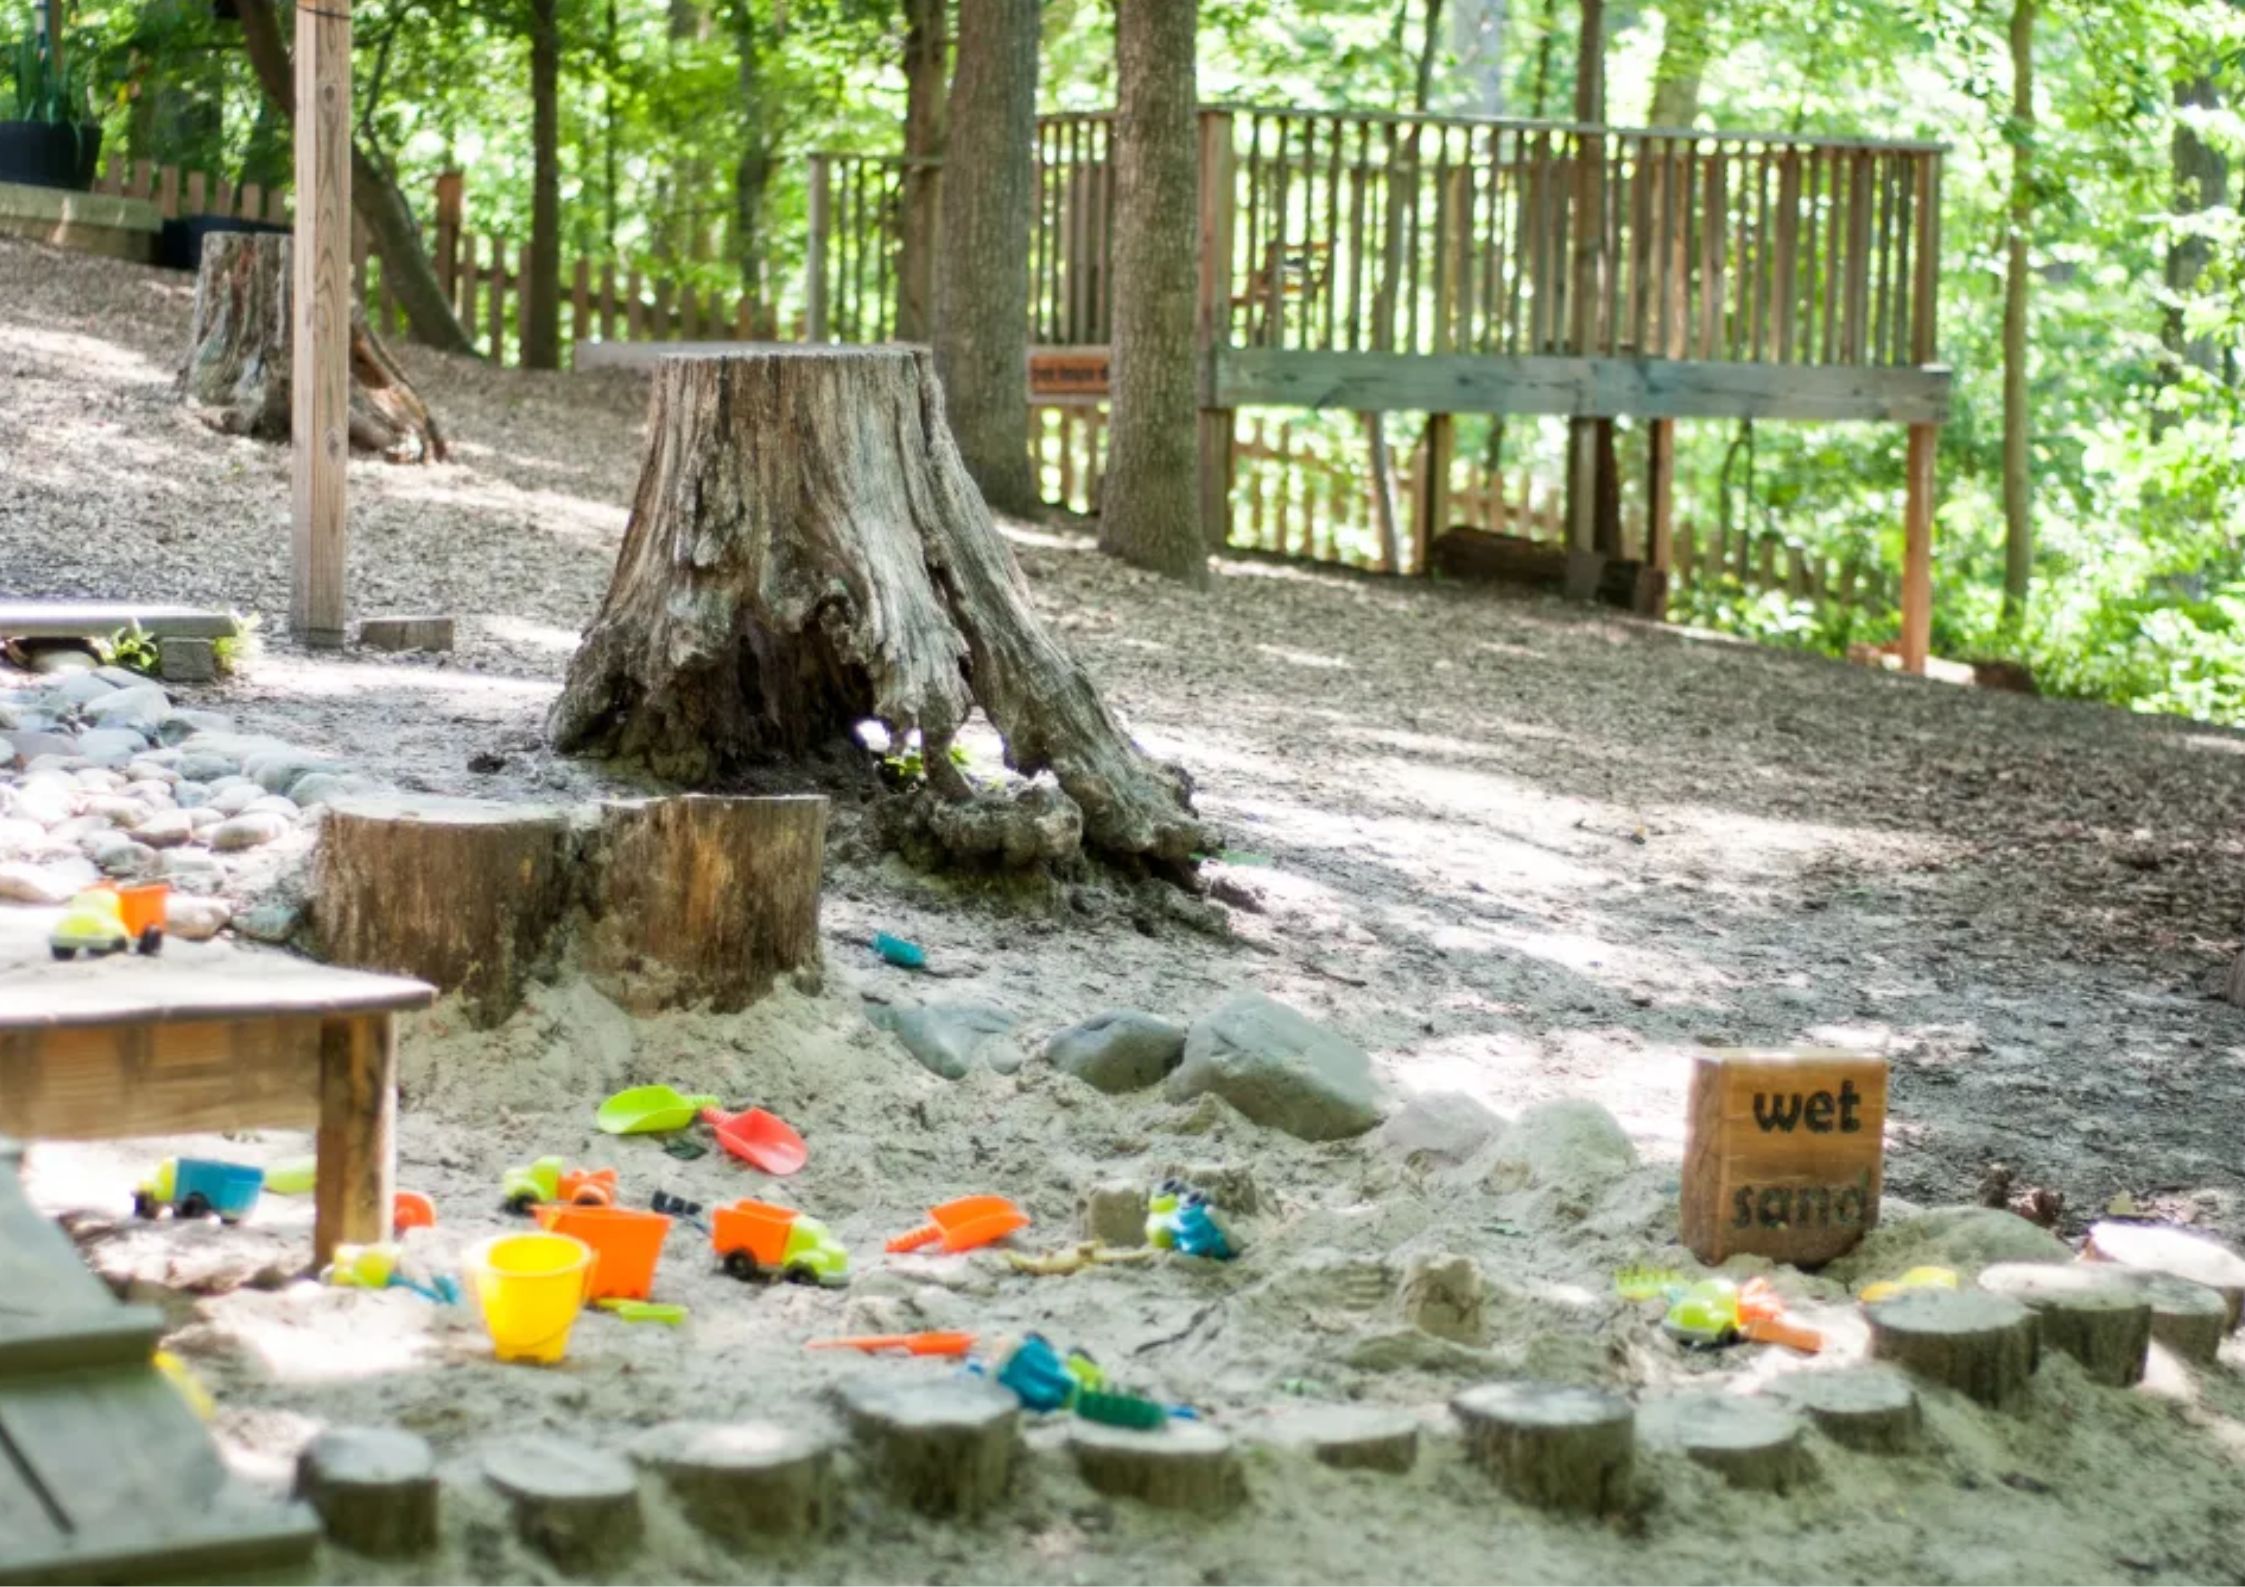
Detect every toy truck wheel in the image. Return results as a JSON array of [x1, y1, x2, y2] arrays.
[[722, 1250, 760, 1283], [130, 1191, 156, 1220], [49, 945, 74, 961], [137, 925, 163, 955], [179, 1193, 212, 1220], [784, 1264, 819, 1287], [502, 1194, 537, 1216]]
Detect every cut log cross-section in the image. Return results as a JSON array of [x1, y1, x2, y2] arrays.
[[182, 233, 447, 463], [1451, 1381, 1635, 1516], [1866, 1287, 2041, 1408], [1977, 1262, 2152, 1388], [547, 348, 1215, 872]]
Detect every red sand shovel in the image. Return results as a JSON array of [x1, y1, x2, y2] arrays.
[[699, 1107, 809, 1177], [885, 1195, 1031, 1255]]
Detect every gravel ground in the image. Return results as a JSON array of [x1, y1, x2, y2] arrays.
[[8, 233, 2245, 1584]]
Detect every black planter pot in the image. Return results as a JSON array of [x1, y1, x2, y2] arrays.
[[157, 212, 290, 273], [0, 120, 103, 192]]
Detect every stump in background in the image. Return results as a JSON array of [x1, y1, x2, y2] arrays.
[[313, 792, 825, 1027], [547, 347, 1214, 873], [182, 233, 447, 463]]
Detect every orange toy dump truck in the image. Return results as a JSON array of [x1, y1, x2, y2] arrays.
[[710, 1198, 850, 1287]]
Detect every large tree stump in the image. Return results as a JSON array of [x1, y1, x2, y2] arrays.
[[578, 794, 825, 1012], [626, 1419, 839, 1546], [839, 1378, 1020, 1518], [182, 233, 446, 462], [1068, 1423, 1246, 1514], [1978, 1262, 2153, 1387], [1450, 1382, 1634, 1515], [1638, 1394, 1809, 1492], [481, 1442, 641, 1571], [1866, 1288, 2040, 1408], [314, 796, 574, 1028], [546, 348, 1215, 872], [294, 1427, 439, 1556]]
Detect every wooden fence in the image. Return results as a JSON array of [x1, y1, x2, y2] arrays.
[[91, 154, 289, 226]]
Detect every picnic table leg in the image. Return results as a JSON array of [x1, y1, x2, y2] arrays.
[[313, 1013, 396, 1266]]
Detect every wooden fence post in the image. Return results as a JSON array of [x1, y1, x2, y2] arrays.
[[434, 170, 464, 311], [1644, 415, 1675, 618], [291, 0, 351, 648], [1899, 150, 1941, 676], [1418, 413, 1454, 574], [1195, 110, 1238, 552], [805, 155, 831, 341]]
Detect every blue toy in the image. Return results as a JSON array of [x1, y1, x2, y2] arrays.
[[1148, 1180, 1236, 1261], [873, 933, 927, 969], [132, 1158, 265, 1224]]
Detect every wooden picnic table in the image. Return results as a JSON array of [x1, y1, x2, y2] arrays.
[[0, 908, 431, 1264]]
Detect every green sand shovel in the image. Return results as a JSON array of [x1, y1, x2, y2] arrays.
[[596, 1085, 720, 1135]]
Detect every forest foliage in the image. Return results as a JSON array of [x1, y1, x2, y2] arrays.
[[19, 0, 2245, 726]]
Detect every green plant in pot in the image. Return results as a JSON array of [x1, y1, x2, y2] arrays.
[[1, 21, 100, 193]]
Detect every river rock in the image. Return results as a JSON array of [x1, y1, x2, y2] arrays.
[[0, 859, 95, 904], [1166, 991, 1382, 1141], [134, 809, 196, 849], [1487, 1100, 1639, 1192], [173, 782, 212, 809], [0, 817, 43, 858], [212, 812, 289, 852], [81, 795, 153, 829], [872, 1000, 1023, 1080], [157, 710, 237, 746], [76, 729, 145, 766], [83, 684, 169, 736], [177, 751, 239, 783], [126, 758, 178, 782], [246, 750, 348, 797], [1045, 1009, 1187, 1093], [50, 672, 118, 706], [8, 730, 76, 767], [164, 894, 232, 942], [14, 777, 73, 827], [94, 839, 159, 879], [209, 782, 264, 816], [1375, 1090, 1505, 1168], [91, 666, 145, 690], [289, 771, 382, 807], [161, 849, 226, 890], [237, 898, 303, 942]]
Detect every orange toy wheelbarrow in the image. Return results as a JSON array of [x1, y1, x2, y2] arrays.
[[885, 1195, 1031, 1255], [92, 880, 168, 954]]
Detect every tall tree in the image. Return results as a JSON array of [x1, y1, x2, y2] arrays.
[[1100, 0, 1203, 585], [524, 0, 563, 370], [933, 0, 1040, 515], [1649, 0, 1709, 127], [896, 0, 948, 342], [236, 0, 473, 355], [732, 0, 775, 308], [2002, 0, 2034, 627], [2164, 70, 2227, 384]]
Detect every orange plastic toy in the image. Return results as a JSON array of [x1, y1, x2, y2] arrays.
[[699, 1106, 809, 1177], [1738, 1277, 1824, 1354], [93, 880, 169, 952], [709, 1198, 850, 1286], [885, 1195, 1031, 1255], [392, 1190, 437, 1234], [534, 1204, 673, 1301], [806, 1331, 976, 1357]]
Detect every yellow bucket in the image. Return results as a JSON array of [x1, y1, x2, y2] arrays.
[[466, 1232, 594, 1364]]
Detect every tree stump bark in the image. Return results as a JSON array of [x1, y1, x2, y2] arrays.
[[481, 1442, 641, 1571], [2127, 1272, 2231, 1365], [1270, 1406, 1421, 1474], [839, 1378, 1020, 1518], [313, 796, 574, 1029], [1866, 1288, 2040, 1408], [546, 348, 1215, 873], [1068, 1422, 1246, 1514], [2083, 1221, 2245, 1330], [1978, 1262, 2153, 1387], [1638, 1394, 1809, 1492], [182, 233, 446, 462], [293, 1427, 438, 1556], [1450, 1382, 1634, 1515], [578, 795, 825, 1011], [1767, 1367, 1921, 1453], [626, 1419, 839, 1546]]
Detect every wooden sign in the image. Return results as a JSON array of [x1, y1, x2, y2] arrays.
[[1027, 347, 1110, 400], [1680, 1050, 1888, 1266]]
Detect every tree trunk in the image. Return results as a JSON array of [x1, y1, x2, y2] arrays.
[[896, 0, 948, 342], [182, 233, 447, 463], [525, 0, 562, 370], [1451, 1382, 1634, 1515], [1563, 0, 1608, 598], [1648, 0, 1708, 127], [2000, 0, 2034, 628], [236, 0, 474, 357], [934, 0, 1041, 515], [2164, 72, 2228, 389], [732, 0, 775, 307], [1101, 0, 1204, 587], [547, 349, 1214, 872]]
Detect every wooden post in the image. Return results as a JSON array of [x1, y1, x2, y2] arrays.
[[805, 156, 831, 341], [1563, 3, 1609, 602], [1418, 413, 1454, 575], [434, 171, 464, 311], [291, 0, 351, 648], [1643, 415, 1675, 618], [1901, 422, 1935, 675], [312, 1013, 395, 1266], [1195, 110, 1238, 551]]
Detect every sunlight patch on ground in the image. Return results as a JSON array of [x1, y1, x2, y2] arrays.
[[366, 471, 627, 550], [227, 1290, 439, 1383], [256, 656, 560, 708], [998, 522, 1098, 552], [480, 615, 589, 655], [0, 323, 170, 385], [1254, 643, 1350, 671], [2176, 732, 2245, 758]]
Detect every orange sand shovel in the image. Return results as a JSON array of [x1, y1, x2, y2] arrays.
[[885, 1195, 1031, 1255], [699, 1106, 809, 1177], [806, 1330, 977, 1357]]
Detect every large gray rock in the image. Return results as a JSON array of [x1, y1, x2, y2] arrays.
[[6, 730, 76, 767], [1486, 1100, 1638, 1192], [157, 709, 236, 746], [1045, 1009, 1187, 1093], [1375, 1090, 1505, 1168], [0, 858, 96, 904], [289, 771, 384, 807], [1166, 992, 1383, 1141], [75, 728, 145, 766], [212, 811, 290, 851], [82, 684, 169, 736], [50, 671, 119, 706], [245, 749, 348, 797], [873, 1000, 1023, 1080], [177, 751, 240, 783]]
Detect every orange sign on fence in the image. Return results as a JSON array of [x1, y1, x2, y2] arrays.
[[1028, 347, 1111, 401]]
